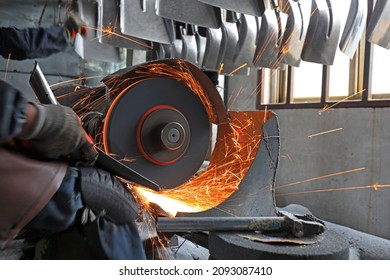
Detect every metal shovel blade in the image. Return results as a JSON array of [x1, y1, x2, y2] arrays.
[[156, 0, 222, 29], [97, 0, 152, 50], [301, 0, 341, 65], [198, 0, 265, 16], [234, 14, 258, 68], [367, 0, 390, 50], [202, 27, 223, 71], [182, 33, 198, 65], [219, 21, 240, 75], [120, 0, 174, 44], [196, 29, 207, 68], [75, 0, 121, 63], [339, 0, 368, 58], [280, 0, 311, 67], [253, 7, 288, 69]]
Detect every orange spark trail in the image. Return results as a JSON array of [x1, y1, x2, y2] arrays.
[[85, 25, 152, 49], [318, 90, 365, 115], [227, 63, 248, 76], [3, 54, 11, 81], [276, 184, 390, 197], [308, 128, 343, 138], [276, 167, 366, 189]]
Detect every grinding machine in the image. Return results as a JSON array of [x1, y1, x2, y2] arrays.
[[28, 56, 390, 260]]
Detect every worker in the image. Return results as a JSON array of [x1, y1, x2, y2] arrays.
[[0, 79, 147, 259], [0, 13, 87, 60]]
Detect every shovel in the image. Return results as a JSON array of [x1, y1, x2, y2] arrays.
[[97, 0, 152, 50], [233, 13, 258, 68], [366, 0, 390, 50], [280, 0, 311, 67], [339, 0, 368, 58], [301, 0, 341, 65], [181, 25, 198, 65], [75, 0, 121, 63], [196, 27, 208, 68], [253, 0, 288, 69], [202, 27, 223, 71], [219, 12, 240, 75], [198, 0, 265, 17], [156, 0, 222, 29], [120, 0, 175, 44]]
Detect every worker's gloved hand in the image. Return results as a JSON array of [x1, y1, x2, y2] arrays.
[[64, 13, 88, 39], [21, 103, 98, 166]]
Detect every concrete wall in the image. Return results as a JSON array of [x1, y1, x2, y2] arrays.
[[274, 108, 390, 240], [226, 71, 390, 240]]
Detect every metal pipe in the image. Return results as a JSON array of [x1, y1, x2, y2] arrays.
[[157, 216, 285, 233]]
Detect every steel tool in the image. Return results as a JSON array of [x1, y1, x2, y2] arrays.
[[301, 0, 341, 65], [157, 211, 325, 238], [339, 0, 368, 58], [366, 0, 390, 49]]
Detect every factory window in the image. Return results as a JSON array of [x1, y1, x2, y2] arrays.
[[257, 1, 390, 110], [370, 45, 390, 98]]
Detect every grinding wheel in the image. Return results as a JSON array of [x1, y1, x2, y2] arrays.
[[103, 77, 211, 189]]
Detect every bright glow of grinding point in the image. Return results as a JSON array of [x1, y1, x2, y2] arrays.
[[135, 187, 204, 216]]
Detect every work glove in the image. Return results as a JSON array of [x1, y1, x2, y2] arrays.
[[63, 13, 88, 40], [21, 103, 98, 166]]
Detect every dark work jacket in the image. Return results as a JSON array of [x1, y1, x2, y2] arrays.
[[0, 81, 146, 260], [0, 25, 68, 60]]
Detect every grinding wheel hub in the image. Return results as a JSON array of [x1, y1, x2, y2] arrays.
[[137, 105, 190, 165]]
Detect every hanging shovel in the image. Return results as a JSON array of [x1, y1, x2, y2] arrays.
[[220, 22, 240, 75], [97, 0, 152, 50], [198, 0, 265, 17], [156, 0, 222, 29], [301, 0, 341, 65], [366, 0, 390, 50], [120, 0, 175, 44], [280, 0, 311, 67], [75, 0, 121, 63], [339, 0, 368, 58], [202, 27, 223, 71], [253, 0, 288, 69], [181, 25, 198, 65], [196, 27, 208, 68], [233, 13, 258, 69]]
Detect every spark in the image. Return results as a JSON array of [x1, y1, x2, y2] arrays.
[[276, 184, 390, 197], [276, 167, 366, 189], [318, 89, 365, 115], [308, 127, 343, 138], [3, 53, 11, 81], [49, 75, 104, 88], [134, 111, 272, 215], [218, 63, 224, 75], [84, 25, 152, 49], [227, 63, 248, 76]]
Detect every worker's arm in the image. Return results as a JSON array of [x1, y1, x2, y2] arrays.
[[0, 80, 97, 165]]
